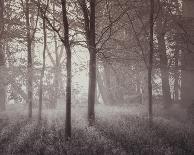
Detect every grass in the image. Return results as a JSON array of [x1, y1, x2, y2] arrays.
[[0, 104, 193, 155]]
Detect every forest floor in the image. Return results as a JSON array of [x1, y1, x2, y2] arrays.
[[0, 104, 194, 155]]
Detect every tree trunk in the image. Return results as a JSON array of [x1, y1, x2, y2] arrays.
[[25, 0, 33, 118], [0, 44, 6, 111], [142, 71, 148, 105], [79, 0, 96, 125], [53, 2, 59, 109], [104, 63, 111, 93], [65, 49, 71, 139], [0, 0, 6, 111], [53, 62, 59, 109], [148, 0, 154, 126], [88, 51, 96, 125], [0, 0, 4, 40], [88, 0, 96, 125], [103, 63, 115, 104], [136, 71, 143, 104], [179, 18, 194, 111], [174, 50, 179, 102], [96, 68, 109, 104], [38, 16, 47, 121], [61, 0, 71, 139], [181, 52, 194, 106], [136, 72, 141, 94], [96, 63, 114, 105], [157, 33, 172, 108]]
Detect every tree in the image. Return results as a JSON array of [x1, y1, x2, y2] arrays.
[[78, 0, 96, 125], [38, 7, 47, 121], [35, 0, 72, 138], [24, 0, 33, 118], [61, 0, 72, 139], [173, 47, 180, 102], [148, 0, 154, 126], [156, 15, 172, 108], [52, 1, 61, 109], [0, 0, 6, 111], [180, 0, 194, 111]]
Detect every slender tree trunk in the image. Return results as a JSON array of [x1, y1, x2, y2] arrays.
[[0, 44, 6, 111], [38, 16, 47, 121], [136, 73, 141, 94], [61, 0, 71, 139], [104, 63, 111, 93], [79, 0, 96, 125], [0, 0, 4, 40], [53, 2, 59, 109], [25, 0, 33, 118], [96, 68, 109, 104], [174, 50, 179, 102], [103, 63, 115, 104], [87, 0, 96, 125], [88, 51, 96, 125], [157, 32, 172, 107], [53, 51, 59, 109], [142, 71, 148, 105], [148, 0, 154, 126], [95, 86, 101, 104], [65, 49, 71, 139], [136, 71, 143, 104], [0, 0, 6, 111]]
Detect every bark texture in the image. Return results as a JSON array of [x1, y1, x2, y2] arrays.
[[79, 0, 97, 125], [0, 0, 6, 111], [25, 0, 33, 118], [61, 0, 72, 139], [148, 0, 154, 126], [38, 16, 47, 121]]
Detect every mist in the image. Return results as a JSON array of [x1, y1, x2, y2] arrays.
[[0, 0, 194, 154]]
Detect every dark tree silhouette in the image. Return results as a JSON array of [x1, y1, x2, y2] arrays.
[[78, 0, 96, 125], [61, 0, 72, 139], [38, 9, 47, 121], [0, 0, 6, 111], [148, 0, 154, 126]]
